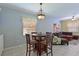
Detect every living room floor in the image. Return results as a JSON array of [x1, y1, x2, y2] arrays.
[[2, 39, 79, 56]]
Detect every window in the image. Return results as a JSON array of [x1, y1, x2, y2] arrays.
[[67, 21, 79, 32], [22, 17, 37, 35]]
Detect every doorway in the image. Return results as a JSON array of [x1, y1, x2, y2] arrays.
[[22, 17, 37, 35]]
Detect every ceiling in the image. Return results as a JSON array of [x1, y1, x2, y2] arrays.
[[1, 3, 79, 19]]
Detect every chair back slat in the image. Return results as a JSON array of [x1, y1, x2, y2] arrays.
[[46, 32, 53, 45], [25, 34, 30, 44]]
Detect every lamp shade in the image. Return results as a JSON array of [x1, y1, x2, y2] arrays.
[[37, 14, 45, 20]]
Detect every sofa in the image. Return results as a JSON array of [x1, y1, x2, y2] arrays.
[[53, 32, 73, 45], [53, 35, 69, 45]]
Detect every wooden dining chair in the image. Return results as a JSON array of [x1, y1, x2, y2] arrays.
[[32, 34, 49, 56], [25, 34, 36, 56], [46, 33, 53, 56], [41, 32, 53, 56], [37, 32, 53, 56], [31, 35, 38, 55]]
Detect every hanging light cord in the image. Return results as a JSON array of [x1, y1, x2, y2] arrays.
[[40, 3, 42, 14]]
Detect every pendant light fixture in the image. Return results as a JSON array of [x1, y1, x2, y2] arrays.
[[37, 3, 45, 20]]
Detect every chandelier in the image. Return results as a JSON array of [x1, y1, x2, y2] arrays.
[[37, 3, 45, 20]]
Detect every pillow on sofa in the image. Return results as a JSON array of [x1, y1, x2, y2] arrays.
[[53, 36, 61, 44]]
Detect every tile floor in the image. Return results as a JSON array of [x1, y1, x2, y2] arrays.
[[2, 39, 79, 56]]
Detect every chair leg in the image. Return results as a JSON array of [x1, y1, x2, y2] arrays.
[[67, 42, 69, 45], [29, 45, 31, 56], [37, 51, 39, 56], [46, 49, 48, 56], [51, 50, 53, 56], [45, 45, 48, 56], [51, 45, 53, 56], [26, 44, 28, 56], [36, 43, 39, 56]]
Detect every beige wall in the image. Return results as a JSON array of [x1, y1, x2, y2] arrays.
[[60, 19, 79, 35]]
